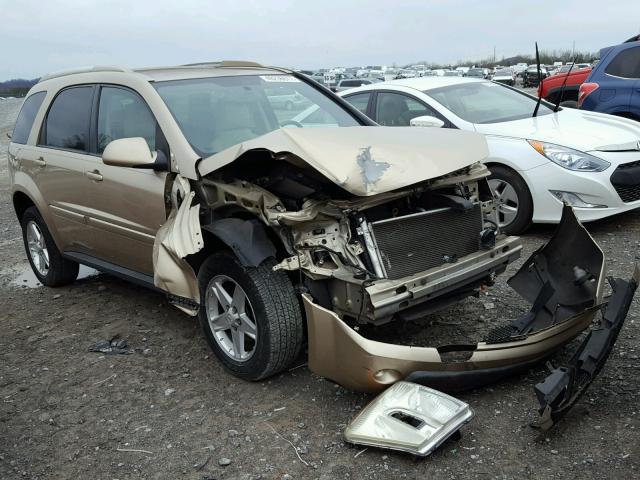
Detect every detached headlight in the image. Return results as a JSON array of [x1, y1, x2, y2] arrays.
[[528, 140, 610, 172]]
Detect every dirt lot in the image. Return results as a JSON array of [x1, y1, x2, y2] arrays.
[[1, 97, 639, 480]]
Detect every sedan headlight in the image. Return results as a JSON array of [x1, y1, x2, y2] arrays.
[[528, 140, 610, 172]]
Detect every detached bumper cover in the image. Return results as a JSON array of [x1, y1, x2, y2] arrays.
[[534, 265, 639, 430], [303, 206, 607, 393]]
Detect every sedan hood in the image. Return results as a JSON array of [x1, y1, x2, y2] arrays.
[[197, 127, 488, 196], [475, 109, 640, 153]]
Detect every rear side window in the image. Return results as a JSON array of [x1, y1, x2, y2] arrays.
[[44, 86, 93, 151], [604, 47, 640, 79], [97, 87, 157, 153], [11, 91, 46, 145]]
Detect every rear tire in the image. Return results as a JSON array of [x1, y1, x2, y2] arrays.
[[21, 206, 79, 287], [197, 251, 304, 381], [488, 166, 533, 235]]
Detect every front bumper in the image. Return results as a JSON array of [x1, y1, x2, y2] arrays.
[[304, 206, 612, 393], [526, 160, 640, 223]]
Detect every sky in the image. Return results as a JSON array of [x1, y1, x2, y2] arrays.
[[1, 0, 639, 79]]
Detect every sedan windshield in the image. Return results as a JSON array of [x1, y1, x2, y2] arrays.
[[154, 74, 360, 156], [425, 81, 553, 124]]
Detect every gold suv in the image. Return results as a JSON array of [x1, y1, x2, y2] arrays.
[[10, 62, 618, 393]]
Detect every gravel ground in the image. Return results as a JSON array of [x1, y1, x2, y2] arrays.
[[1, 96, 639, 480]]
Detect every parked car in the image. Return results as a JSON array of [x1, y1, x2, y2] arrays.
[[579, 39, 640, 120], [522, 66, 548, 87], [339, 77, 640, 234], [8, 62, 530, 391], [492, 68, 515, 86], [466, 67, 487, 79], [333, 78, 381, 92], [538, 66, 592, 108]]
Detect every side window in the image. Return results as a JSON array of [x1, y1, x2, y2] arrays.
[[44, 86, 93, 151], [604, 47, 640, 79], [343, 93, 371, 115], [98, 87, 157, 153], [11, 91, 46, 145], [376, 92, 438, 126]]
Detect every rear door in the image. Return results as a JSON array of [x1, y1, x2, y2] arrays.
[[82, 85, 169, 275], [600, 45, 640, 115], [24, 85, 98, 255]]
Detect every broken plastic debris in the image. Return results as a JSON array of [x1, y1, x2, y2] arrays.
[[344, 382, 473, 456], [88, 336, 132, 355]]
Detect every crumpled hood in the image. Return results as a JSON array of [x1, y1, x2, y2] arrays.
[[197, 126, 489, 196], [476, 109, 640, 153]]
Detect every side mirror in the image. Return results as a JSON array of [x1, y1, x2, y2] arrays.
[[410, 115, 445, 128], [102, 137, 157, 168]]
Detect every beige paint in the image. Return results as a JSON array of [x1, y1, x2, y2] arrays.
[[303, 293, 599, 393], [198, 127, 490, 196], [152, 176, 203, 312]]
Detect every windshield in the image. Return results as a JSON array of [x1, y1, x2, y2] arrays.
[[154, 74, 360, 156], [425, 81, 553, 124], [468, 69, 484, 75], [495, 69, 512, 76]]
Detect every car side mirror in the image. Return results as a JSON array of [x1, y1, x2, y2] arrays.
[[410, 115, 445, 128], [102, 137, 158, 168]]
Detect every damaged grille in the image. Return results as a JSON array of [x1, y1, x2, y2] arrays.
[[611, 160, 640, 203], [370, 204, 483, 280]]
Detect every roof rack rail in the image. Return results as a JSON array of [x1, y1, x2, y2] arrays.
[[181, 60, 264, 68], [39, 66, 132, 82]]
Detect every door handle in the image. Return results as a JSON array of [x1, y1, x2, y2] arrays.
[[86, 170, 103, 181], [34, 156, 46, 167]]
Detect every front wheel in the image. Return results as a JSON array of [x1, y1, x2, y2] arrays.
[[488, 166, 533, 235], [197, 252, 304, 381]]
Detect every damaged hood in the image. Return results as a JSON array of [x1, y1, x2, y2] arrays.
[[197, 127, 489, 196]]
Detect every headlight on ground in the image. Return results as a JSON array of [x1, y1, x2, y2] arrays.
[[528, 140, 610, 172]]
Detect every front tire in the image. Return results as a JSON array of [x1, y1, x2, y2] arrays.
[[197, 251, 304, 381], [21, 206, 79, 286], [488, 166, 533, 235]]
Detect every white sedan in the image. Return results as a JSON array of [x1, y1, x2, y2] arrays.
[[334, 77, 640, 234]]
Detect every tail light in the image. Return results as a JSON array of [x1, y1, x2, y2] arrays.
[[578, 82, 599, 108]]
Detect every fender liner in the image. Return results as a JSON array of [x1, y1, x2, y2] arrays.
[[203, 218, 277, 267]]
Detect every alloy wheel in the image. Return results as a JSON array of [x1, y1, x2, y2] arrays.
[[205, 275, 258, 362], [26, 220, 50, 276], [489, 178, 519, 228]]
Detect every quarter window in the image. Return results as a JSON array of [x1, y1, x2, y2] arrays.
[[343, 93, 371, 114], [11, 91, 46, 145], [44, 86, 93, 151], [605, 47, 640, 79], [98, 87, 157, 153]]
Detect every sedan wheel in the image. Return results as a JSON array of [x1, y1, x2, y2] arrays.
[[488, 178, 519, 229], [487, 165, 533, 235], [206, 275, 258, 362]]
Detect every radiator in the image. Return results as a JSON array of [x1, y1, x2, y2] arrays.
[[369, 205, 483, 280]]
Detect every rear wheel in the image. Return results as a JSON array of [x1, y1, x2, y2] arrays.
[[21, 206, 79, 286], [488, 166, 533, 235], [197, 251, 304, 381]]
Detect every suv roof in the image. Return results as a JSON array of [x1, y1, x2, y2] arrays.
[[37, 61, 290, 84]]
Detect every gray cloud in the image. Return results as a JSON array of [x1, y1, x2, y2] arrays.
[[1, 0, 639, 79]]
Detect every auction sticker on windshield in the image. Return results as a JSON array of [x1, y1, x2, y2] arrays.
[[260, 75, 301, 82]]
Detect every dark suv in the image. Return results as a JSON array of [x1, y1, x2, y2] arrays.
[[579, 39, 640, 118]]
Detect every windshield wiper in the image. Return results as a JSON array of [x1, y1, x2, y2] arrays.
[[532, 42, 543, 118], [553, 58, 575, 112]]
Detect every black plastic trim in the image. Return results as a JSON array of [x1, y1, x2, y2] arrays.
[[63, 251, 157, 290]]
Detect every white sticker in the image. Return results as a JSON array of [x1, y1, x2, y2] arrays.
[[260, 75, 300, 83]]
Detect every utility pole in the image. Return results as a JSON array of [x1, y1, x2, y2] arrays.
[[572, 40, 575, 58], [493, 46, 496, 64]]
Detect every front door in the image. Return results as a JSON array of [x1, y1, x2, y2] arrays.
[[82, 85, 169, 275]]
